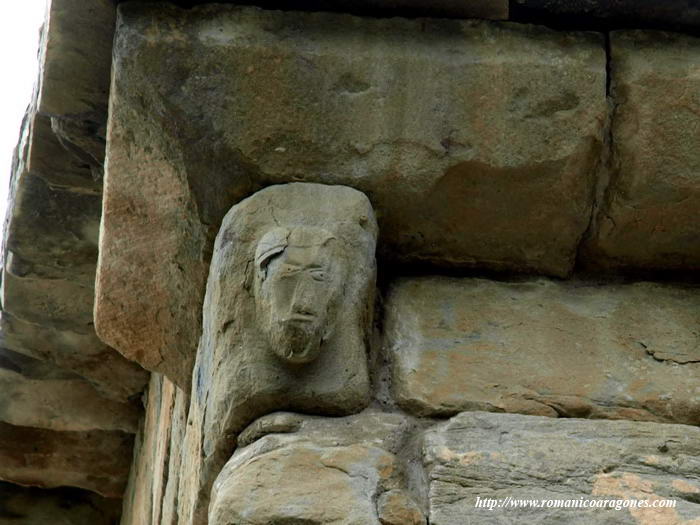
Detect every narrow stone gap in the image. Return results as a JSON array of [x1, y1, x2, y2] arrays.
[[570, 31, 614, 276]]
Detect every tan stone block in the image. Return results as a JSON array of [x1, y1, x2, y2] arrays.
[[585, 31, 700, 272], [386, 277, 700, 424], [208, 411, 423, 525]]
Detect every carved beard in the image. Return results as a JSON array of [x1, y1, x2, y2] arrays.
[[268, 319, 324, 364]]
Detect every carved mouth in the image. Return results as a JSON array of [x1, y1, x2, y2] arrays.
[[288, 313, 315, 322]]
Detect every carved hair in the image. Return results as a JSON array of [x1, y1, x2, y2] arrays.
[[255, 227, 290, 280]]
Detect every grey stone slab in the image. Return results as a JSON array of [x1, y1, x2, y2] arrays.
[[5, 170, 100, 283], [0, 313, 147, 403], [38, 0, 115, 176], [0, 348, 140, 433], [423, 412, 700, 524]]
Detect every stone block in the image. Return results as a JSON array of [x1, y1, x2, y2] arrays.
[[0, 348, 139, 433], [0, 482, 122, 525], [4, 170, 101, 284], [585, 31, 700, 272], [26, 113, 100, 191], [423, 412, 700, 524], [0, 422, 133, 498], [38, 0, 115, 174], [208, 411, 423, 525], [2, 269, 95, 331], [38, 0, 114, 118], [98, 2, 606, 386], [0, 313, 147, 403], [386, 277, 700, 423]]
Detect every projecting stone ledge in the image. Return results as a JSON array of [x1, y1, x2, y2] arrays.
[[37, 0, 116, 177], [98, 2, 606, 387], [385, 277, 700, 423], [0, 422, 133, 498], [423, 412, 700, 524]]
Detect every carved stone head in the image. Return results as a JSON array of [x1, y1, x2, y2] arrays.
[[187, 184, 378, 513], [255, 226, 345, 364]]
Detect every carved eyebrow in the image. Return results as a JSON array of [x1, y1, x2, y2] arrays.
[[255, 244, 286, 270]]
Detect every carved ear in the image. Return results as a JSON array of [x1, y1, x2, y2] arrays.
[[255, 227, 290, 280]]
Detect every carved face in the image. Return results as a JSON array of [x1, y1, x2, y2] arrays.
[[255, 227, 343, 364]]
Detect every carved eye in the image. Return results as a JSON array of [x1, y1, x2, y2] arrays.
[[310, 269, 326, 282]]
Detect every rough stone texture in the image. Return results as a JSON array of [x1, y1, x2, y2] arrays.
[[0, 348, 139, 432], [37, 0, 115, 177], [26, 111, 102, 192], [584, 31, 700, 273], [386, 277, 700, 423], [98, 2, 606, 388], [0, 0, 145, 405], [120, 0, 508, 20], [180, 183, 377, 525], [0, 312, 146, 403], [0, 482, 121, 525], [0, 0, 146, 507], [423, 411, 700, 524], [5, 169, 101, 287], [0, 422, 133, 498], [209, 411, 424, 525], [511, 1, 700, 31], [121, 374, 189, 525]]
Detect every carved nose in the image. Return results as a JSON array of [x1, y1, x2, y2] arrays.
[[291, 277, 317, 316]]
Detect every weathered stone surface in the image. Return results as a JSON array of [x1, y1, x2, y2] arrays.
[[584, 31, 700, 273], [121, 374, 189, 525], [208, 411, 424, 525], [0, 312, 147, 403], [2, 168, 102, 334], [0, 0, 145, 506], [386, 277, 700, 423], [423, 412, 700, 524], [5, 170, 100, 284], [1, 101, 147, 407], [97, 3, 606, 387], [0, 422, 133, 498], [0, 482, 122, 525], [120, 0, 508, 20], [0, 347, 139, 432], [179, 183, 377, 524], [512, 1, 700, 31], [1, 92, 147, 409], [37, 0, 115, 176], [26, 112, 101, 191]]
